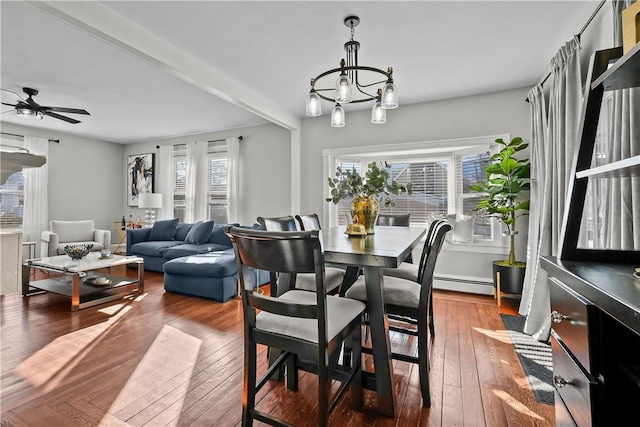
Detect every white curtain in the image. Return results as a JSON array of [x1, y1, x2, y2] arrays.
[[184, 141, 208, 223], [226, 137, 240, 223], [520, 37, 583, 341], [157, 144, 174, 220], [22, 137, 49, 243]]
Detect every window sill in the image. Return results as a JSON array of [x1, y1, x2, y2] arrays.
[[441, 240, 509, 255]]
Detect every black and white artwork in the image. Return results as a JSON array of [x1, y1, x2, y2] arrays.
[[127, 153, 154, 206]]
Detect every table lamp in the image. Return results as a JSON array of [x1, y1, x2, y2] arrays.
[[138, 193, 162, 227]]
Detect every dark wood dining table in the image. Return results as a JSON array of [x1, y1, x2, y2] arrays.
[[323, 225, 426, 418]]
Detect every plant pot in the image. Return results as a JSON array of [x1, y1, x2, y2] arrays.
[[492, 261, 526, 295], [350, 196, 379, 234]]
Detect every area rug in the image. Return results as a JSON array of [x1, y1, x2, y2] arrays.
[[501, 314, 554, 405]]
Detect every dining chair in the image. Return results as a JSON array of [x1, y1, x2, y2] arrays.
[[228, 227, 364, 427], [345, 220, 452, 407], [376, 213, 413, 263], [295, 213, 359, 292], [258, 215, 344, 295]]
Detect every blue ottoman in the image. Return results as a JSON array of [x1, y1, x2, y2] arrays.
[[163, 250, 267, 303]]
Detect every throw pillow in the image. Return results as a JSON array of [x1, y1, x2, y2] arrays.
[[185, 220, 215, 244], [208, 223, 239, 246], [148, 218, 179, 241]]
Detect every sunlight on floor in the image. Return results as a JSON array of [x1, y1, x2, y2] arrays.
[[15, 305, 132, 390], [492, 389, 546, 421], [104, 324, 201, 425], [472, 327, 514, 344]]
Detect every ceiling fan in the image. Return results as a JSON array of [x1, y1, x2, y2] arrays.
[[1, 87, 90, 124]]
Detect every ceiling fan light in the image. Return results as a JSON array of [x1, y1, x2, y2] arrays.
[[331, 104, 345, 127], [381, 81, 398, 109], [335, 74, 353, 104], [306, 91, 322, 117], [16, 107, 43, 120], [371, 100, 386, 124]]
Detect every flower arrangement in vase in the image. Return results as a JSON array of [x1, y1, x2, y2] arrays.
[[326, 161, 412, 234]]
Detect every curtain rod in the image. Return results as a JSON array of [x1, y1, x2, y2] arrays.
[[155, 135, 242, 149], [0, 131, 59, 143], [526, 0, 606, 102]]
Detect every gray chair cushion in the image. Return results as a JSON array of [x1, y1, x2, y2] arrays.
[[345, 275, 421, 309], [185, 220, 215, 244], [50, 220, 95, 242], [149, 218, 179, 241], [294, 267, 345, 293], [382, 263, 419, 282], [256, 290, 365, 343]]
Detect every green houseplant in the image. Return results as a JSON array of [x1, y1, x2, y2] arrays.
[[470, 137, 530, 295], [326, 161, 412, 234]]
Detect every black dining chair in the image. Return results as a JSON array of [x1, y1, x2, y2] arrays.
[[228, 227, 364, 427], [376, 213, 413, 263], [345, 220, 452, 407], [258, 215, 344, 295]]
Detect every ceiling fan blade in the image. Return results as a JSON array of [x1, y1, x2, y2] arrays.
[[25, 97, 41, 109], [44, 111, 81, 124], [41, 106, 90, 115], [1, 102, 18, 107], [1, 89, 25, 104]]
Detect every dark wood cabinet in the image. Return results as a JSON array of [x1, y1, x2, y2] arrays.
[[542, 43, 640, 427]]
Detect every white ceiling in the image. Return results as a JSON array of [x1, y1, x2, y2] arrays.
[[1, 1, 598, 144]]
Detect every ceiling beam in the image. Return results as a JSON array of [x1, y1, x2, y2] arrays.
[[25, 0, 300, 131]]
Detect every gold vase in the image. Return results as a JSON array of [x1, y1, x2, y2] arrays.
[[350, 196, 379, 234]]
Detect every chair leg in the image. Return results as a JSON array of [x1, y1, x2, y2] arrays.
[[243, 340, 257, 426], [318, 351, 329, 427], [418, 315, 431, 407], [428, 292, 435, 338], [351, 325, 364, 411], [286, 353, 298, 391]]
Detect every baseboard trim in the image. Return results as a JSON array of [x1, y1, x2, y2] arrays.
[[433, 275, 494, 296]]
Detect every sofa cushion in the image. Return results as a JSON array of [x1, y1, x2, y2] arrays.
[[207, 223, 239, 246], [149, 218, 179, 241], [174, 223, 194, 242], [163, 243, 229, 260], [185, 220, 215, 244], [130, 241, 182, 257], [163, 249, 237, 278]]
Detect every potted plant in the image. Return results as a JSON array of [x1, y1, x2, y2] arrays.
[[470, 137, 530, 295], [326, 161, 412, 234]]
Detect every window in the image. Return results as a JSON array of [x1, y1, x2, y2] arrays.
[[0, 172, 24, 228], [172, 141, 229, 223], [323, 135, 506, 245]]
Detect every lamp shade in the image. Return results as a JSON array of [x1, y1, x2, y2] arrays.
[[306, 91, 322, 117], [331, 104, 345, 127], [381, 81, 398, 109], [371, 100, 386, 124], [138, 193, 163, 208]]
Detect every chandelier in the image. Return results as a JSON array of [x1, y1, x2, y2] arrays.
[[305, 15, 398, 127]]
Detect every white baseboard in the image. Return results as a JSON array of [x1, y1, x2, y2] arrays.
[[433, 274, 494, 296]]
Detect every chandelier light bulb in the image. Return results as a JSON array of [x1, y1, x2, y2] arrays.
[[335, 73, 353, 104], [331, 104, 345, 127], [306, 91, 322, 117], [381, 80, 398, 109], [371, 100, 386, 124]]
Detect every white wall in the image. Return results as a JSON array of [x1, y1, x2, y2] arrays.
[[2, 122, 124, 242], [123, 122, 291, 226]]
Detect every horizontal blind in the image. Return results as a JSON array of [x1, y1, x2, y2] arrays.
[[458, 151, 492, 238]]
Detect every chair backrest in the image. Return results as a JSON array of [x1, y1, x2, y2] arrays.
[[376, 213, 410, 227], [257, 215, 298, 231], [228, 227, 328, 335], [295, 214, 321, 231], [417, 221, 452, 292], [417, 219, 449, 284], [50, 220, 95, 242]]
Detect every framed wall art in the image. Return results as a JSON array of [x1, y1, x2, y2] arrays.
[[127, 153, 154, 206]]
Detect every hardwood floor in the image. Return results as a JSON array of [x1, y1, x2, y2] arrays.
[[1, 270, 554, 426]]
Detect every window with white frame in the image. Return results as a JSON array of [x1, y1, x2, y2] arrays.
[[172, 141, 229, 223], [0, 172, 24, 228], [323, 135, 506, 244]]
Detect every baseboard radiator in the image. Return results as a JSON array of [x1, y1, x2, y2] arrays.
[[433, 274, 494, 296]]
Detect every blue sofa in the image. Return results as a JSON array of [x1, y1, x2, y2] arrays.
[[127, 219, 267, 302]]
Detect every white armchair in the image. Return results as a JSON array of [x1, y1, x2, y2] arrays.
[[41, 220, 111, 257]]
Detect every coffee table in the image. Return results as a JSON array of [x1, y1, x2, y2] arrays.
[[23, 253, 144, 311]]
